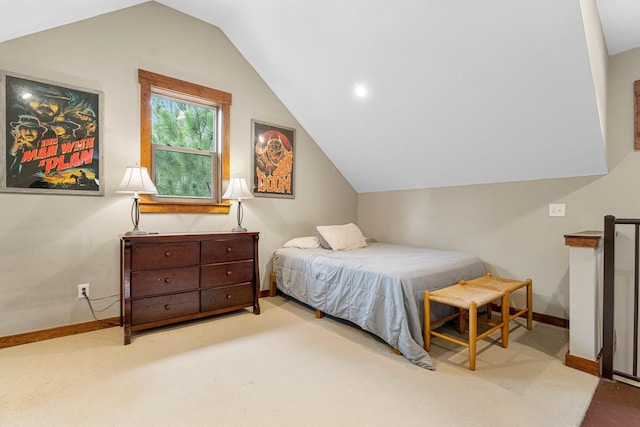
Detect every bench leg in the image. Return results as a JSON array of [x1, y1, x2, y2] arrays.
[[469, 301, 477, 371], [526, 279, 533, 330], [501, 293, 509, 348], [424, 291, 431, 351]]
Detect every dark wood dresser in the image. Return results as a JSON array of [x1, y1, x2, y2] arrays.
[[120, 232, 260, 344]]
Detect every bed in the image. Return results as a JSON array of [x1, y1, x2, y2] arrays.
[[274, 225, 487, 370]]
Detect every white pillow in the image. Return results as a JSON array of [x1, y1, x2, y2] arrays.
[[282, 236, 321, 249], [316, 223, 367, 251]]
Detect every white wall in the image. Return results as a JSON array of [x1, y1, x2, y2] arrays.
[[359, 46, 640, 320], [0, 3, 357, 336], [3, 1, 636, 336], [606, 47, 640, 373]]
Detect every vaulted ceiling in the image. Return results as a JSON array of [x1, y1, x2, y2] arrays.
[[2, 1, 637, 193]]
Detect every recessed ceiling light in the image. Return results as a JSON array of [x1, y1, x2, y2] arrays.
[[354, 84, 368, 98]]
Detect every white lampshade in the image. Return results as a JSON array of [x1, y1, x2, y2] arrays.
[[115, 166, 158, 195], [115, 166, 157, 235], [222, 176, 253, 201]]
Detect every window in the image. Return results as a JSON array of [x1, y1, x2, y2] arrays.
[[138, 70, 231, 213]]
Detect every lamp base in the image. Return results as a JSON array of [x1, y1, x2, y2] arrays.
[[125, 228, 149, 236], [125, 197, 150, 236], [231, 226, 247, 232]]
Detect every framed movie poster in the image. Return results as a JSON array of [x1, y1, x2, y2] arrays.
[[252, 119, 295, 198], [1, 71, 103, 195], [635, 80, 640, 150]]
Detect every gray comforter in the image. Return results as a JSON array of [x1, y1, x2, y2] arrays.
[[275, 243, 487, 370]]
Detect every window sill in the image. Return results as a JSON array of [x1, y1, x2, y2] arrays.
[[140, 200, 231, 214]]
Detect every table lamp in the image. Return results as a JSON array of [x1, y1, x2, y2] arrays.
[[115, 165, 158, 235], [222, 176, 253, 232]]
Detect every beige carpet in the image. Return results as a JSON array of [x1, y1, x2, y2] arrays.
[[0, 296, 598, 426]]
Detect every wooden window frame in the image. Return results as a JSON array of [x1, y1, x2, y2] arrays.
[[138, 69, 230, 213]]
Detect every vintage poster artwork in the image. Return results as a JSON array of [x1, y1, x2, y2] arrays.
[[2, 73, 102, 195], [635, 80, 640, 150], [252, 120, 295, 198]]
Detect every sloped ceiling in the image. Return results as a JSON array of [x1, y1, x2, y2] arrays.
[[596, 0, 640, 55], [1, 1, 637, 193]]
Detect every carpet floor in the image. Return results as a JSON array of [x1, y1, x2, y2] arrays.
[[0, 296, 599, 426]]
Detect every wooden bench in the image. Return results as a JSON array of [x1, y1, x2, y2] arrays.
[[424, 283, 508, 371], [459, 273, 533, 347]]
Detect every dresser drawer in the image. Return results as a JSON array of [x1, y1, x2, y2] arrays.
[[132, 242, 199, 270], [131, 266, 199, 298], [131, 291, 199, 325], [201, 284, 254, 312], [201, 260, 254, 288], [201, 236, 254, 264]]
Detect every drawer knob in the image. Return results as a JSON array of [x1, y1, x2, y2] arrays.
[[226, 271, 232, 276], [226, 294, 232, 300], [164, 251, 171, 257], [164, 304, 171, 310], [164, 277, 171, 283], [226, 247, 232, 253]]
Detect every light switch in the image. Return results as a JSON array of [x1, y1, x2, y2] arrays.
[[549, 204, 566, 217]]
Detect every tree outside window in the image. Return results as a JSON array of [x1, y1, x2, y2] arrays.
[[138, 70, 231, 213]]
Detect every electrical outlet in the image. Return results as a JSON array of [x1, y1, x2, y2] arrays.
[[549, 203, 566, 217], [77, 284, 90, 299]]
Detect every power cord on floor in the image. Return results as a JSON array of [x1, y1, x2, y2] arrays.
[[81, 290, 120, 326]]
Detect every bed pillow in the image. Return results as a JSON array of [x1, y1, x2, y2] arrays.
[[282, 236, 321, 249], [316, 223, 368, 251]]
